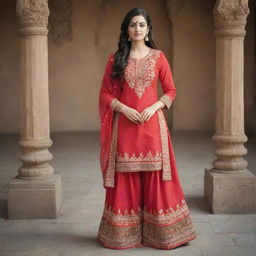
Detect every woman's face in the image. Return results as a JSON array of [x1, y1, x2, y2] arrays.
[[127, 15, 149, 42]]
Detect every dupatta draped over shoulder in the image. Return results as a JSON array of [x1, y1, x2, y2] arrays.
[[98, 53, 122, 188]]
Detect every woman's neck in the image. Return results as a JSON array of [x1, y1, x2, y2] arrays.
[[130, 40, 149, 53]]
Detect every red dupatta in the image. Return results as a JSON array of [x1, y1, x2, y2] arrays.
[[98, 53, 122, 188]]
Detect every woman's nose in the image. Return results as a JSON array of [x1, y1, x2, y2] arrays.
[[135, 25, 140, 31]]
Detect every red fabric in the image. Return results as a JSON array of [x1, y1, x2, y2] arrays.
[[98, 170, 197, 250], [116, 50, 176, 159], [98, 53, 122, 188], [105, 170, 184, 215]]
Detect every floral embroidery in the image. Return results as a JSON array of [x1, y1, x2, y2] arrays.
[[104, 112, 119, 187], [97, 200, 197, 249], [124, 49, 161, 98], [159, 94, 172, 109], [157, 110, 172, 180], [97, 204, 142, 249], [143, 215, 197, 249], [144, 199, 189, 226], [116, 151, 162, 172], [101, 203, 142, 226]]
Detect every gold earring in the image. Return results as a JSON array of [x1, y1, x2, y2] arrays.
[[145, 33, 149, 41], [128, 36, 131, 41]]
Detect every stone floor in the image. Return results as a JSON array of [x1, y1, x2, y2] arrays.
[[0, 131, 256, 256]]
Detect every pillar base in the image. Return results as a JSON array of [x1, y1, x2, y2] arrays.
[[7, 173, 62, 219], [204, 169, 256, 214]]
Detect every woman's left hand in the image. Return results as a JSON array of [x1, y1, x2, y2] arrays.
[[140, 105, 157, 123]]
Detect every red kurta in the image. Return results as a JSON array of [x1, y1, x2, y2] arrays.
[[100, 48, 177, 188]]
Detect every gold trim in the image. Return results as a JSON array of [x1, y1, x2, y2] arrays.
[[104, 112, 119, 188], [116, 162, 162, 172], [97, 200, 197, 249], [159, 94, 172, 109], [144, 199, 189, 226], [143, 215, 197, 249], [116, 151, 162, 172], [157, 110, 172, 180], [97, 204, 142, 249]]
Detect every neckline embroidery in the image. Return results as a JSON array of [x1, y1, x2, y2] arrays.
[[124, 49, 161, 98], [128, 48, 152, 60]]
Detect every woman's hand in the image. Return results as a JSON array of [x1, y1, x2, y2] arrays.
[[121, 106, 142, 124], [140, 105, 157, 123]]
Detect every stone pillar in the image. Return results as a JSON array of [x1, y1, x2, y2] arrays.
[[7, 0, 62, 219], [204, 0, 256, 213]]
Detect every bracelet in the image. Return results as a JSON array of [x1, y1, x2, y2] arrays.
[[110, 98, 120, 111]]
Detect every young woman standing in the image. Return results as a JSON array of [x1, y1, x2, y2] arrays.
[[97, 7, 197, 250]]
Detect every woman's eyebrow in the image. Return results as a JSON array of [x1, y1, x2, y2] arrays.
[[129, 21, 146, 24]]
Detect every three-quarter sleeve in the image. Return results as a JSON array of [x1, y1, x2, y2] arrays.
[[158, 52, 176, 109], [99, 53, 119, 111]]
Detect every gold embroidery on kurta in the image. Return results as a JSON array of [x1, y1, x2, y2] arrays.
[[124, 49, 161, 98], [159, 94, 172, 109], [157, 110, 172, 180], [104, 112, 119, 188], [116, 151, 162, 172]]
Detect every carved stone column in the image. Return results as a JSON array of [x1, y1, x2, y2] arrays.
[[204, 0, 256, 213], [7, 0, 62, 219]]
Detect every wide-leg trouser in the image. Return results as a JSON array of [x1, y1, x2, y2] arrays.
[[97, 170, 197, 250]]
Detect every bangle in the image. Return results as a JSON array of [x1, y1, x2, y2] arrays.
[[110, 98, 120, 111]]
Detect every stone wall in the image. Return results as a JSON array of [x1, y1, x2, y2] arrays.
[[0, 0, 255, 134]]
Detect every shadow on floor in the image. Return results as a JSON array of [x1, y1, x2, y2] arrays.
[[185, 195, 211, 214]]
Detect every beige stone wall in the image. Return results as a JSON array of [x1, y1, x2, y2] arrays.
[[171, 0, 216, 132], [0, 0, 20, 134], [0, 0, 255, 134]]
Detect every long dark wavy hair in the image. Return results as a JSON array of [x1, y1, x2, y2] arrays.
[[111, 8, 157, 80]]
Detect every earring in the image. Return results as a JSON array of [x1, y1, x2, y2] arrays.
[[128, 36, 131, 41], [145, 33, 149, 41]]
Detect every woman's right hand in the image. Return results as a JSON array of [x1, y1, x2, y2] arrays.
[[121, 106, 142, 124]]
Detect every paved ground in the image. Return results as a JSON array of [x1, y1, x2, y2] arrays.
[[0, 131, 256, 256]]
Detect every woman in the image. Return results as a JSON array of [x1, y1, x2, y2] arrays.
[[97, 7, 197, 250]]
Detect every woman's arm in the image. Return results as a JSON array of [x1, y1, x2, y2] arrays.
[[158, 51, 176, 109], [150, 100, 166, 112]]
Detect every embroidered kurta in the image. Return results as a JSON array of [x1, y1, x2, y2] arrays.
[[99, 48, 177, 188], [99, 49, 176, 187]]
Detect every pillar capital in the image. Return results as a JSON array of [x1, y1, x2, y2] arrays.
[[16, 0, 49, 35], [214, 0, 249, 37]]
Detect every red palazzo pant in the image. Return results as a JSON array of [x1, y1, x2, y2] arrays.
[[97, 170, 197, 250]]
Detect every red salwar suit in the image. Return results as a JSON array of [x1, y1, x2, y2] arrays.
[[97, 48, 197, 250]]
